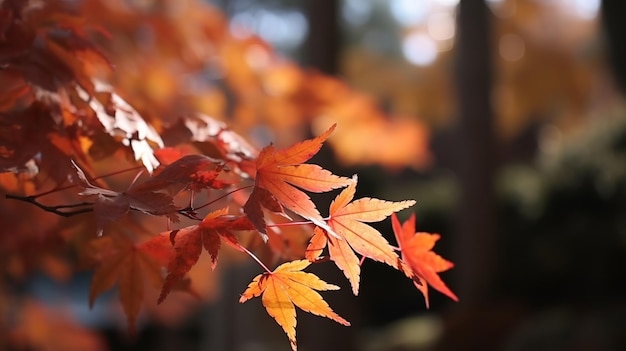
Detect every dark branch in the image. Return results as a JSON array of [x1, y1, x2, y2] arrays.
[[178, 206, 201, 221], [54, 202, 94, 209], [5, 194, 93, 217]]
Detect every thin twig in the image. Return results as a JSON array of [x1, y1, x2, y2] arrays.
[[5, 194, 93, 217], [194, 184, 253, 211], [31, 164, 145, 199], [239, 244, 272, 274]]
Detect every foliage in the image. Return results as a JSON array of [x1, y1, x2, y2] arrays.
[[0, 0, 454, 350]]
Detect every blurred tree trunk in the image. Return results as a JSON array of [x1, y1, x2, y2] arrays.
[[303, 0, 340, 75], [300, 2, 359, 351], [601, 0, 626, 94], [452, 0, 497, 306]]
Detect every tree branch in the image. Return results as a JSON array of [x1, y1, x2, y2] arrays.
[[5, 194, 93, 217]]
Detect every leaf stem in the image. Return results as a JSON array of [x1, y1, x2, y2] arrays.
[[239, 244, 272, 274], [127, 169, 145, 190], [194, 185, 254, 211]]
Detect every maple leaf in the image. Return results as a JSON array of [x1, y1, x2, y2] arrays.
[[239, 260, 350, 351], [89, 232, 171, 333], [306, 177, 415, 295], [391, 213, 458, 308], [77, 83, 164, 173], [243, 124, 352, 236], [153, 146, 197, 166], [133, 154, 230, 195], [183, 113, 258, 162], [72, 160, 179, 235], [158, 208, 254, 303]]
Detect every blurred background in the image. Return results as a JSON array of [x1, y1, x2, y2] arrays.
[[7, 0, 626, 350]]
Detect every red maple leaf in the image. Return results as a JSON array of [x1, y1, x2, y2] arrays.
[[157, 208, 255, 303], [391, 213, 458, 308], [88, 232, 172, 333], [133, 154, 230, 194]]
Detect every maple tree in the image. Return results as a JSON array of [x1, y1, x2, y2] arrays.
[[0, 0, 456, 350]]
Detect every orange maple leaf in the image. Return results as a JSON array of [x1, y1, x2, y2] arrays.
[[306, 178, 415, 294], [239, 260, 350, 351], [243, 124, 352, 237], [391, 213, 458, 308], [89, 232, 171, 333], [157, 208, 254, 303]]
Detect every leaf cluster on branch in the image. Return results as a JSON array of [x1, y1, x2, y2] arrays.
[[0, 1, 455, 350]]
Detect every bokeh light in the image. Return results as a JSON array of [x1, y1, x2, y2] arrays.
[[402, 32, 438, 66]]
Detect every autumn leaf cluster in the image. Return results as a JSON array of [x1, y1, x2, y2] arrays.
[[0, 1, 455, 350]]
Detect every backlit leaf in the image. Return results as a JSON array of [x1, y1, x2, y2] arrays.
[[391, 213, 458, 308], [158, 208, 254, 303], [309, 178, 416, 294], [243, 124, 352, 236], [239, 260, 350, 351]]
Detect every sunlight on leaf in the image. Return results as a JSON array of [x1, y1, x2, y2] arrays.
[[240, 260, 350, 351]]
